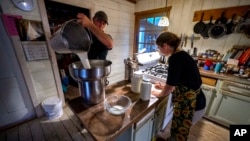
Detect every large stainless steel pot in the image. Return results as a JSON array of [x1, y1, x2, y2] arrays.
[[50, 19, 92, 54], [69, 60, 112, 80], [68, 60, 112, 105], [78, 79, 106, 105]]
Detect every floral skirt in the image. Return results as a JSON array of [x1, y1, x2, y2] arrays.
[[170, 85, 200, 141]]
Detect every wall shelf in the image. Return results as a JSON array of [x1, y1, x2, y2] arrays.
[[193, 5, 250, 22]]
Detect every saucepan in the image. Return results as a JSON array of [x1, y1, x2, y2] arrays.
[[50, 19, 92, 54]]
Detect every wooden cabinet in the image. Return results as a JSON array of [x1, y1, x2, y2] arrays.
[[133, 109, 155, 141], [207, 80, 250, 127], [116, 108, 155, 141], [201, 84, 216, 116]]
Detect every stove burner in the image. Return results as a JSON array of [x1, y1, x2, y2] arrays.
[[142, 63, 168, 79]]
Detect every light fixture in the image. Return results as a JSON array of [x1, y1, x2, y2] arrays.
[[158, 16, 169, 27]]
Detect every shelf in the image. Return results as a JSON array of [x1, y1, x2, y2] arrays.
[[193, 5, 250, 22]]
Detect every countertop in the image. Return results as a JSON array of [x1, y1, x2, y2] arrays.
[[199, 67, 250, 85], [68, 80, 164, 141]]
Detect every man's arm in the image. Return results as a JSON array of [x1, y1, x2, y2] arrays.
[[77, 13, 113, 49]]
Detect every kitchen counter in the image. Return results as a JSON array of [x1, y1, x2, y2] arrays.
[[199, 67, 250, 85], [68, 80, 163, 141]]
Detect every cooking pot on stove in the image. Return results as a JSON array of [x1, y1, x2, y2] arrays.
[[50, 19, 92, 54]]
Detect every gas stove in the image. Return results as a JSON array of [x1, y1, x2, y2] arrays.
[[141, 63, 168, 83]]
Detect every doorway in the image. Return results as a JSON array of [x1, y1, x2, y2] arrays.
[[44, 0, 90, 100]]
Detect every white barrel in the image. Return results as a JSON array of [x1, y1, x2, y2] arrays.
[[41, 96, 63, 120]]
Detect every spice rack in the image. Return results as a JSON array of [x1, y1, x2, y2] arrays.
[[193, 5, 250, 22]]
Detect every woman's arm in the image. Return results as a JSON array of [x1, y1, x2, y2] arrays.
[[151, 83, 175, 97]]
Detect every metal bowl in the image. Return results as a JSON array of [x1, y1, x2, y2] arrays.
[[104, 95, 132, 115]]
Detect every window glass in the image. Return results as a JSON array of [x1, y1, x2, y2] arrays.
[[137, 16, 167, 53]]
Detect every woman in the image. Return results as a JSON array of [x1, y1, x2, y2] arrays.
[[152, 32, 206, 141]]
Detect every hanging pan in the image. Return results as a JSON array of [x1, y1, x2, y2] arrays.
[[200, 16, 214, 39], [208, 12, 227, 39], [226, 14, 236, 35], [234, 10, 250, 33], [193, 12, 206, 34]]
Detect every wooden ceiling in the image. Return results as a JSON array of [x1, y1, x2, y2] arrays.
[[126, 0, 136, 4]]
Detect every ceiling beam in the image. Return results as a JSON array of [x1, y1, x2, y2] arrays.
[[126, 0, 136, 4]]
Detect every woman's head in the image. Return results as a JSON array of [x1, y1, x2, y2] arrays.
[[156, 32, 181, 55]]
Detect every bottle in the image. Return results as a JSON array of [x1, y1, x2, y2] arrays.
[[131, 71, 143, 94], [214, 62, 222, 73], [140, 78, 152, 101]]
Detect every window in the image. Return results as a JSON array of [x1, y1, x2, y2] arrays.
[[134, 7, 171, 53]]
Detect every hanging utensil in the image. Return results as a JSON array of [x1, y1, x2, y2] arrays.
[[184, 34, 187, 47], [180, 33, 185, 48], [190, 34, 194, 48], [193, 12, 206, 34], [208, 12, 227, 39], [226, 14, 236, 35], [234, 10, 250, 33], [201, 16, 214, 39]]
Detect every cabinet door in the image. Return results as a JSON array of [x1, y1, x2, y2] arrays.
[[134, 117, 154, 141], [116, 126, 133, 141], [201, 84, 216, 116], [208, 90, 250, 127]]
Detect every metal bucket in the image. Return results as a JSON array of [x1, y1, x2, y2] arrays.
[[49, 19, 92, 54]]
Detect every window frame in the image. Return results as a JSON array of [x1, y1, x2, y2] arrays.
[[133, 6, 172, 54]]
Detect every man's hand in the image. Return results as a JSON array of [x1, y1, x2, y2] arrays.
[[77, 13, 92, 28]]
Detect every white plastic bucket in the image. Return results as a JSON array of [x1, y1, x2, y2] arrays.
[[42, 96, 63, 120]]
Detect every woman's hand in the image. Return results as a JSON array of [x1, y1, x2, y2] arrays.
[[151, 82, 165, 97], [154, 82, 165, 89], [151, 88, 162, 97]]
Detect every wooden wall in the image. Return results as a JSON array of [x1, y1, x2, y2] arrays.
[[135, 0, 250, 55], [1, 0, 249, 119]]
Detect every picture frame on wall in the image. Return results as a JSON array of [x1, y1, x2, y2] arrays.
[[16, 19, 45, 41]]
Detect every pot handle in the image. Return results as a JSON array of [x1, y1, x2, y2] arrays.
[[105, 78, 109, 86]]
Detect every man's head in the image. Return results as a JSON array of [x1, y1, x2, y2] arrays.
[[93, 11, 108, 28]]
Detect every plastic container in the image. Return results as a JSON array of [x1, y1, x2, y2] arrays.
[[131, 71, 143, 94], [214, 62, 222, 73], [140, 78, 152, 101], [42, 96, 63, 120]]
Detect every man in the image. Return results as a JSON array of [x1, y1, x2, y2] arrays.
[[77, 11, 113, 59]]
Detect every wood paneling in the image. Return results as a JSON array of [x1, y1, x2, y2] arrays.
[[193, 5, 250, 22], [126, 0, 136, 4]]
